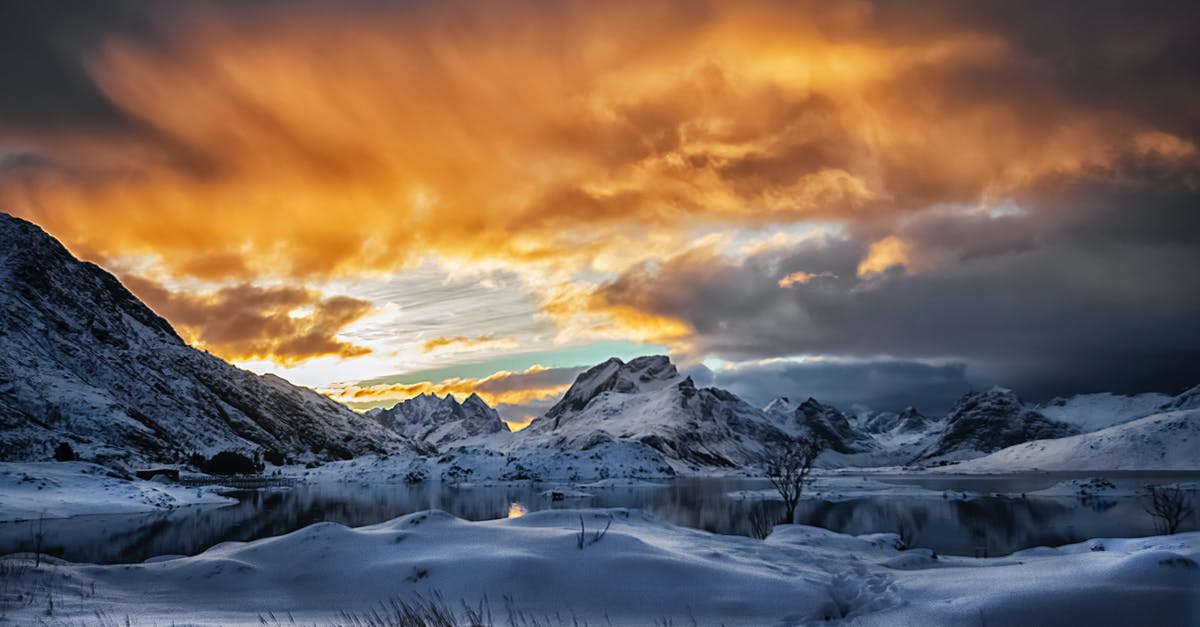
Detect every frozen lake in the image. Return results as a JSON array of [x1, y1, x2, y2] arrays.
[[2, 472, 1197, 563]]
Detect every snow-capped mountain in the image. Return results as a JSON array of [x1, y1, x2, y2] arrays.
[[856, 406, 934, 436], [916, 387, 1079, 462], [372, 392, 506, 448], [763, 396, 798, 419], [785, 398, 876, 454], [893, 407, 933, 433], [946, 407, 1200, 472], [0, 213, 417, 468], [522, 355, 788, 469], [945, 384, 1200, 471]]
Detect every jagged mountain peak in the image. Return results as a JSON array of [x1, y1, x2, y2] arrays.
[[894, 406, 931, 433], [787, 397, 874, 454], [521, 355, 788, 469], [375, 391, 504, 447], [464, 391, 486, 404], [762, 396, 795, 417], [798, 397, 832, 413], [544, 354, 682, 425], [917, 387, 1079, 462]]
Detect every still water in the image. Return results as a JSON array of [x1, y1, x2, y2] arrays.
[[1, 473, 1196, 563]]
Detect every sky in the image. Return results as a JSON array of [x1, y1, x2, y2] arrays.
[[2, 0, 1199, 420]]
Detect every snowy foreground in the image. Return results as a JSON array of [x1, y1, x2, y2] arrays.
[[2, 508, 1197, 626]]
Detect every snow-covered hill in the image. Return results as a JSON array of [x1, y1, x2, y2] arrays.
[[521, 356, 789, 470], [0, 213, 417, 469], [372, 392, 507, 448], [1036, 392, 1172, 432], [916, 387, 1079, 463], [946, 408, 1200, 472]]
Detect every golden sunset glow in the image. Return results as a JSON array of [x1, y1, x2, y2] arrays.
[[505, 418, 535, 433], [323, 365, 573, 410], [856, 236, 914, 278], [4, 0, 1198, 415]]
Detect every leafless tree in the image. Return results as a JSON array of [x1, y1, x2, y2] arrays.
[[761, 437, 822, 524], [1144, 486, 1194, 535]]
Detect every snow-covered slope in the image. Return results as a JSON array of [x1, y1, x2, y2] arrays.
[[917, 387, 1079, 462], [1159, 384, 1200, 411], [0, 461, 235, 522], [3, 508, 1197, 626], [945, 409, 1200, 472], [0, 213, 417, 469], [522, 356, 788, 470], [1036, 392, 1172, 432], [373, 392, 506, 448]]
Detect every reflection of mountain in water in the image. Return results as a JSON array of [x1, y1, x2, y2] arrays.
[[1, 480, 1195, 563], [791, 496, 1170, 556]]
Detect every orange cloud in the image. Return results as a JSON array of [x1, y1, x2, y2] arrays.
[[778, 271, 836, 287], [123, 276, 372, 365], [324, 364, 577, 410], [856, 236, 913, 278], [421, 334, 518, 353], [541, 282, 695, 347], [3, 1, 1196, 357]]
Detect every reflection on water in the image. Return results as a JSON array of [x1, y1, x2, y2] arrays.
[[1, 474, 1196, 563]]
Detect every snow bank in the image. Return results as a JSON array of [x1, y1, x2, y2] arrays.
[[2, 508, 1197, 625], [0, 462, 235, 522]]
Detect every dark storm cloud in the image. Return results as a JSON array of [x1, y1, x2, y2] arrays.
[[686, 360, 970, 414], [3, 0, 1198, 406], [600, 182, 1200, 402], [0, 2, 147, 131], [868, 0, 1200, 137]]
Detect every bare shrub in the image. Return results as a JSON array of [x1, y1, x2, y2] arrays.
[[1144, 486, 1195, 535], [747, 503, 776, 540], [576, 514, 612, 550]]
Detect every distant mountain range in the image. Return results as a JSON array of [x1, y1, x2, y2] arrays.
[[2, 211, 1196, 476], [367, 392, 505, 447]]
